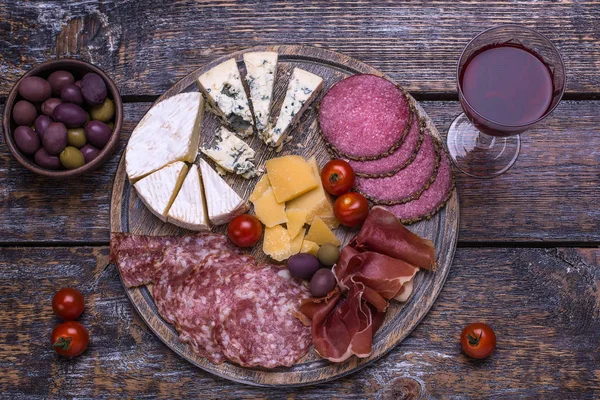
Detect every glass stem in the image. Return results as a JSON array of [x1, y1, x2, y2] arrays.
[[476, 132, 496, 149]]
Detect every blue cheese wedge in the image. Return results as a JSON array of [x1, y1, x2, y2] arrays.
[[197, 58, 254, 137], [198, 159, 249, 225], [243, 52, 278, 133], [134, 162, 188, 222], [261, 68, 323, 147], [167, 164, 209, 231], [126, 93, 204, 182], [200, 127, 257, 179]]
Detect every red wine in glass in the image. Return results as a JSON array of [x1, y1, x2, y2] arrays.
[[447, 25, 565, 178]]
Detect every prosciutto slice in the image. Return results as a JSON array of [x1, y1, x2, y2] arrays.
[[352, 206, 436, 270]]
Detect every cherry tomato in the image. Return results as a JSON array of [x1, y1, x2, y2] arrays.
[[321, 159, 356, 196], [52, 288, 85, 320], [333, 192, 369, 227], [228, 214, 263, 247], [51, 321, 89, 357], [460, 323, 497, 359]]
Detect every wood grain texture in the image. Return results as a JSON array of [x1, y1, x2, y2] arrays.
[[2, 99, 599, 244], [1, 246, 598, 398], [0, 1, 599, 98], [108, 45, 459, 386]]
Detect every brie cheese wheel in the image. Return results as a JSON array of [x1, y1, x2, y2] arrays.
[[134, 161, 189, 222], [167, 164, 209, 231], [126, 93, 204, 182], [198, 158, 249, 225], [261, 68, 323, 147], [197, 58, 254, 137], [243, 52, 278, 133], [200, 126, 257, 179]]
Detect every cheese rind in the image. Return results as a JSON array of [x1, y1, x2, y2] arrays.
[[200, 127, 257, 178], [288, 228, 306, 257], [197, 58, 254, 136], [300, 240, 319, 256], [198, 158, 249, 225], [134, 162, 188, 222], [266, 155, 319, 203], [253, 188, 287, 228], [243, 52, 278, 133], [249, 175, 271, 203], [286, 209, 307, 239], [305, 216, 341, 246], [126, 93, 204, 182], [263, 225, 291, 262], [167, 164, 209, 231], [261, 68, 323, 147]]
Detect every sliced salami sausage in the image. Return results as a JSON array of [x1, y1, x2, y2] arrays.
[[213, 267, 312, 368], [319, 74, 411, 160], [385, 149, 454, 224], [346, 117, 425, 178], [355, 133, 441, 205]]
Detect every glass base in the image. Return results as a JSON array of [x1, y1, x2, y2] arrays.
[[447, 113, 521, 178]]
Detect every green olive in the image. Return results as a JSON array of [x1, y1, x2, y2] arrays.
[[317, 243, 340, 267], [67, 128, 87, 148], [107, 121, 115, 130], [90, 98, 115, 122], [59, 146, 85, 169]]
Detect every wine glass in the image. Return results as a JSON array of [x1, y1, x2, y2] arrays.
[[447, 24, 566, 178]]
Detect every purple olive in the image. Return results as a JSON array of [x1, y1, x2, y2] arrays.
[[41, 98, 62, 117], [43, 122, 68, 155], [288, 254, 320, 280], [12, 100, 37, 126], [60, 83, 84, 105], [47, 70, 74, 96], [34, 147, 61, 170], [310, 269, 337, 298], [34, 115, 52, 138], [80, 144, 101, 163], [53, 103, 87, 128], [85, 120, 112, 148], [14, 126, 41, 155], [18, 76, 52, 102], [80, 73, 107, 105]]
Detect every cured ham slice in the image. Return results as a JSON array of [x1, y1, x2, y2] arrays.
[[352, 207, 436, 270]]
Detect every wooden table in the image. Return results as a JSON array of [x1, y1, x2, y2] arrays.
[[1, 1, 599, 398]]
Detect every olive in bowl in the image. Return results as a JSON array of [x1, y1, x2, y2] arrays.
[[2, 59, 122, 178]]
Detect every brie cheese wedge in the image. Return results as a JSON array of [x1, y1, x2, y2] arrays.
[[198, 158, 249, 225], [197, 58, 254, 137], [167, 164, 209, 231], [243, 52, 278, 133], [126, 93, 204, 182], [260, 68, 323, 147], [134, 161, 188, 222], [200, 126, 257, 179]]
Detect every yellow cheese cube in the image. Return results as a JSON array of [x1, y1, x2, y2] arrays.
[[300, 240, 319, 256], [263, 225, 291, 262], [253, 188, 287, 228], [286, 208, 307, 239], [305, 216, 341, 246], [286, 156, 339, 228], [249, 174, 271, 203], [288, 228, 306, 257], [266, 155, 319, 203]]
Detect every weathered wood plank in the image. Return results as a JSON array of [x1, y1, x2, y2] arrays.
[[0, 246, 597, 398], [1, 100, 598, 244], [0, 0, 598, 97]]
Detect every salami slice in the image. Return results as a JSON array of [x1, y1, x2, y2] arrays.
[[355, 133, 441, 205], [213, 267, 311, 368], [173, 252, 256, 364], [346, 117, 425, 178], [319, 74, 411, 160], [385, 149, 454, 224]]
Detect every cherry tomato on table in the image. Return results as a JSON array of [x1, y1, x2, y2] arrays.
[[321, 159, 356, 196], [333, 192, 369, 227], [51, 321, 89, 357], [460, 322, 497, 359], [228, 214, 263, 247], [52, 287, 85, 320]]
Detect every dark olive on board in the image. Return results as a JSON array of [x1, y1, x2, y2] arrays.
[[18, 76, 52, 102], [14, 126, 41, 155], [310, 269, 337, 298], [12, 100, 37, 126], [288, 253, 320, 280]]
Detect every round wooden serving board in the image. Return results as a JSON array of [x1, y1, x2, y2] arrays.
[[110, 45, 459, 387]]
